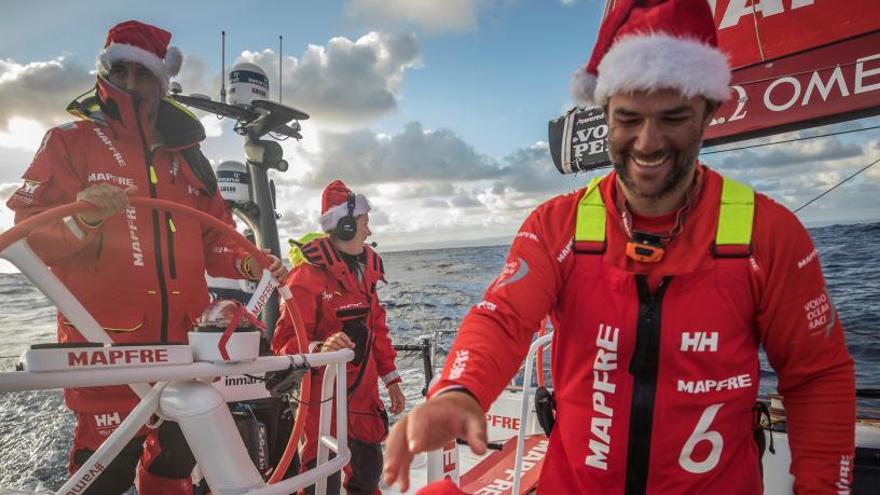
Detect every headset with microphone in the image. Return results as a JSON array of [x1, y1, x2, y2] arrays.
[[334, 192, 358, 242]]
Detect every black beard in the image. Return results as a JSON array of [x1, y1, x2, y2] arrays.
[[608, 139, 701, 201]]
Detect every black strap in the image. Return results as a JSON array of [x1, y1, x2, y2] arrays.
[[179, 146, 218, 197], [534, 386, 556, 437]]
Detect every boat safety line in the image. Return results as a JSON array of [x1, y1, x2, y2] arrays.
[[700, 124, 880, 156], [794, 155, 880, 213]]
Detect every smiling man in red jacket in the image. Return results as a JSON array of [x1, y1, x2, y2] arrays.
[[7, 20, 284, 495], [383, 1, 855, 494]]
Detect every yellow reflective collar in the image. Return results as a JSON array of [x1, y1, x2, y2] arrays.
[[575, 176, 606, 243], [574, 174, 754, 253], [715, 177, 754, 247]]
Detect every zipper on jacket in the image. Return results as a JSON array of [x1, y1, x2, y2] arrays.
[[165, 213, 177, 279], [625, 275, 672, 495], [134, 99, 170, 342]]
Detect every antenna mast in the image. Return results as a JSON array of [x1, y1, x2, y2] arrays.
[[220, 31, 227, 104], [278, 35, 283, 104]]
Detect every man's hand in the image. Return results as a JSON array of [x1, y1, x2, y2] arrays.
[[322, 331, 356, 352], [263, 249, 288, 282], [245, 248, 288, 282], [383, 391, 487, 492], [76, 184, 138, 225], [387, 382, 406, 414]]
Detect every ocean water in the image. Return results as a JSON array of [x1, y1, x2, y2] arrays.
[[0, 222, 877, 491]]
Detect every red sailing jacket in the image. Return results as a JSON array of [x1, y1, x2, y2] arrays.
[[7, 78, 250, 412], [272, 235, 400, 460], [430, 167, 855, 494]]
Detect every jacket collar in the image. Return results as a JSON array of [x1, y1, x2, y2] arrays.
[[292, 234, 385, 293], [66, 77, 205, 150]]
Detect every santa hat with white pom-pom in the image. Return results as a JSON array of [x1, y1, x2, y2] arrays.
[[570, 0, 731, 108], [96, 20, 182, 93]]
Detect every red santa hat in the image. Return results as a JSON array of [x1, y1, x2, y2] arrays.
[[571, 0, 730, 108], [320, 180, 371, 233], [96, 20, 183, 93]]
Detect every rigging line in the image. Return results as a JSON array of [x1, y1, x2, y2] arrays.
[[794, 155, 880, 213], [749, 1, 767, 63], [700, 124, 880, 156]]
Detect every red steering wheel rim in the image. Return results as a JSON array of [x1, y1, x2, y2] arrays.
[[0, 198, 274, 267]]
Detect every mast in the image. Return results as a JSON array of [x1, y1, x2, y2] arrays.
[[220, 31, 227, 104]]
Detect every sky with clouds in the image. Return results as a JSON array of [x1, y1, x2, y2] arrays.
[[0, 0, 877, 259]]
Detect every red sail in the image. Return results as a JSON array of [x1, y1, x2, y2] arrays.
[[706, 0, 880, 143], [712, 0, 879, 69]]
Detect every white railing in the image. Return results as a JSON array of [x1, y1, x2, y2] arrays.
[[0, 350, 353, 495], [0, 214, 359, 493], [511, 332, 552, 495]]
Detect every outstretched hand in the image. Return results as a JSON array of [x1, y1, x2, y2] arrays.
[[76, 184, 138, 225], [262, 249, 288, 282], [245, 248, 288, 282], [383, 390, 487, 492], [322, 331, 356, 352]]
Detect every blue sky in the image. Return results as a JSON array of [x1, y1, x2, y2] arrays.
[[0, 0, 877, 255]]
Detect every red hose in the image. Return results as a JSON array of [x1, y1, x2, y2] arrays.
[[536, 316, 548, 388], [268, 301, 311, 484], [0, 198, 312, 486]]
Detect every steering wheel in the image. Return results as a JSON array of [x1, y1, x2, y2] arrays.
[[0, 197, 310, 484]]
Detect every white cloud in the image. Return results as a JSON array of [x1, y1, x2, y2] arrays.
[[0, 144, 41, 184], [0, 182, 21, 201], [0, 57, 94, 129], [345, 0, 486, 32], [492, 141, 581, 194], [174, 54, 217, 98], [237, 32, 420, 126], [296, 121, 504, 187], [0, 117, 47, 152], [703, 121, 880, 225], [199, 115, 224, 138]]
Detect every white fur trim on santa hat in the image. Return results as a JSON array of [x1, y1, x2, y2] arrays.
[[570, 66, 598, 108], [97, 43, 182, 92], [320, 193, 371, 233], [593, 33, 730, 107]]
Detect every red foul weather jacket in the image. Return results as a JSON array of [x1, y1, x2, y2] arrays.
[[430, 167, 855, 494], [272, 235, 400, 463], [7, 78, 251, 413]]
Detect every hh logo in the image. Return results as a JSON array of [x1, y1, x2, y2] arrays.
[[94, 412, 121, 428], [681, 332, 718, 352]]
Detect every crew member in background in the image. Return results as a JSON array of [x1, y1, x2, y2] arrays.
[[383, 1, 855, 494], [7, 20, 285, 494], [273, 180, 405, 495]]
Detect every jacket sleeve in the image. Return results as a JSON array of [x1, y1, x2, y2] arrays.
[[6, 127, 103, 264], [370, 294, 400, 387], [272, 265, 321, 356], [752, 197, 855, 494], [198, 182, 253, 280], [428, 199, 572, 410]]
